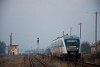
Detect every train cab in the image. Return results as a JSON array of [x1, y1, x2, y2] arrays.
[[64, 35, 81, 58]]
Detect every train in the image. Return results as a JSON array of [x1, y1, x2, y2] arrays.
[[49, 35, 81, 59]]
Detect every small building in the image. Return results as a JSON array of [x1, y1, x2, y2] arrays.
[[8, 45, 19, 55], [97, 40, 100, 52], [91, 40, 100, 54], [91, 45, 96, 54]]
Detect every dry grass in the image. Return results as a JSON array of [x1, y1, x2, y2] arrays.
[[36, 55, 69, 67], [83, 53, 100, 65], [0, 55, 30, 67]]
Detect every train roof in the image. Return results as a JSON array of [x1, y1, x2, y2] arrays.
[[52, 35, 80, 41], [52, 36, 63, 41], [64, 35, 80, 39]]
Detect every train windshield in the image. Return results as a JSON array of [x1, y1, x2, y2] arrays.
[[64, 39, 80, 46]]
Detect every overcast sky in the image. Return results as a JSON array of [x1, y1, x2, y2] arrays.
[[0, 0, 100, 52]]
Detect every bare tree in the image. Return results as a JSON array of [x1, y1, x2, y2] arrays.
[[81, 41, 91, 53]]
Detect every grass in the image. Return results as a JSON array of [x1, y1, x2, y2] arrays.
[[0, 55, 30, 67]]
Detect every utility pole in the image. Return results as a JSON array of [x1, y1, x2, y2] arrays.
[[78, 23, 82, 55], [79, 23, 82, 39], [9, 32, 12, 55], [95, 12, 99, 53], [10, 32, 12, 45], [70, 27, 72, 35], [63, 31, 64, 36]]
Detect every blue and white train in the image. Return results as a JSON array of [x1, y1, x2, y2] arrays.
[[50, 35, 81, 59]]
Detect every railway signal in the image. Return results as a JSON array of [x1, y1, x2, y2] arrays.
[[37, 37, 39, 44], [37, 37, 39, 54]]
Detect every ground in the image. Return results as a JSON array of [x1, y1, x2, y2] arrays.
[[0, 55, 30, 67]]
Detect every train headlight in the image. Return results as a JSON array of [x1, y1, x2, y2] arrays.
[[77, 48, 78, 50]]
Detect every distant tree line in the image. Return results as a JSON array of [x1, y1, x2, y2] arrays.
[[0, 41, 6, 55]]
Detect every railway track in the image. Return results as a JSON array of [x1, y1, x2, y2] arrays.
[[29, 56, 52, 67], [29, 57, 34, 67], [65, 55, 100, 67], [67, 58, 100, 67], [29, 55, 100, 67], [76, 62, 100, 67]]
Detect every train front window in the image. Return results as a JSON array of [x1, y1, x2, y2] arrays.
[[64, 39, 79, 46]]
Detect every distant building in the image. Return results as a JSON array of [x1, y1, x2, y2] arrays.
[[91, 45, 96, 54], [8, 45, 19, 55], [91, 40, 100, 54], [97, 40, 100, 52]]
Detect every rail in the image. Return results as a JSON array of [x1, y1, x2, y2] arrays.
[[29, 56, 52, 67], [34, 56, 52, 67], [67, 58, 100, 67], [76, 62, 100, 67], [29, 56, 34, 67]]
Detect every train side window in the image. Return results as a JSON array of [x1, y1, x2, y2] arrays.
[[59, 40, 63, 47], [61, 40, 64, 47]]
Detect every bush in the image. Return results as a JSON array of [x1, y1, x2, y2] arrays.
[[91, 52, 100, 59]]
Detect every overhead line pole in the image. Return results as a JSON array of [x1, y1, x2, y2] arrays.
[[70, 27, 72, 35], [95, 12, 98, 53], [78, 23, 82, 55], [63, 31, 64, 36], [79, 23, 82, 39], [10, 32, 12, 45]]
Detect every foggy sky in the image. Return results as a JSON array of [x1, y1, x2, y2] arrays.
[[0, 0, 100, 52]]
